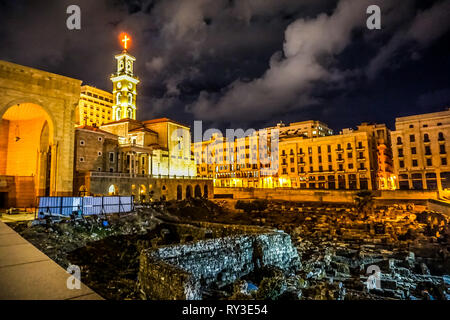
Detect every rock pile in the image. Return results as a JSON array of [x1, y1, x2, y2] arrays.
[[170, 200, 450, 300]]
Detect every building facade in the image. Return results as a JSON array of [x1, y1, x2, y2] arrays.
[[74, 125, 119, 175], [269, 120, 333, 139], [193, 127, 279, 188], [194, 120, 395, 191], [193, 121, 332, 188], [75, 85, 114, 127], [391, 109, 450, 193], [73, 35, 201, 202]]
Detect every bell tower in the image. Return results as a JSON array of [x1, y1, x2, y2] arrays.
[[111, 33, 139, 121]]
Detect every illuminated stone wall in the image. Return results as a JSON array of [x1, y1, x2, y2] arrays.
[[74, 127, 119, 174], [214, 187, 439, 203], [74, 172, 213, 201], [139, 223, 300, 300], [75, 85, 113, 127], [391, 110, 450, 193], [3, 118, 46, 176]]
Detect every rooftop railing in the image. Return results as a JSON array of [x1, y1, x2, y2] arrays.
[[87, 171, 211, 180]]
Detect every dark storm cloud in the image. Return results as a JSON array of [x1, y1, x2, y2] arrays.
[[187, 0, 450, 123], [418, 89, 450, 108], [0, 0, 449, 130], [367, 0, 450, 78]]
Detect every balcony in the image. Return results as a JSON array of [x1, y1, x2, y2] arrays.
[[357, 157, 366, 161], [335, 149, 344, 153], [336, 158, 344, 163], [88, 171, 210, 180], [356, 146, 365, 151]]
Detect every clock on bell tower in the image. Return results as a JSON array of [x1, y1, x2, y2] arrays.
[[111, 33, 140, 121]]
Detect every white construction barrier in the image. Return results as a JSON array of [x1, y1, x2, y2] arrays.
[[37, 196, 134, 219]]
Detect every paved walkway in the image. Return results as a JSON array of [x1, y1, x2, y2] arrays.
[[0, 211, 36, 223], [0, 221, 103, 300]]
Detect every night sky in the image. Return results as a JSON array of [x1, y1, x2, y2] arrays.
[[0, 0, 449, 135]]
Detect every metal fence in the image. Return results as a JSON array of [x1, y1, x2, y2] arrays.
[[37, 196, 134, 219]]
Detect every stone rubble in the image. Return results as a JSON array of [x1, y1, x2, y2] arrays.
[[7, 198, 450, 300], [178, 200, 450, 300]]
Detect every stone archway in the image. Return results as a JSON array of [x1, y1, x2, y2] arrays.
[[0, 103, 54, 207], [108, 184, 118, 195], [139, 184, 147, 202], [186, 185, 192, 199], [79, 185, 88, 196], [177, 185, 182, 200], [0, 60, 82, 207], [194, 184, 202, 198]]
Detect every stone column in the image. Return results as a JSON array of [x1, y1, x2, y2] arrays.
[[50, 143, 58, 196], [436, 169, 443, 195], [129, 152, 132, 177], [422, 173, 428, 190]]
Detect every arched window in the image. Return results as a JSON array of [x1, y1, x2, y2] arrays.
[[439, 132, 445, 141], [397, 137, 402, 145], [116, 107, 121, 120], [177, 185, 182, 200], [127, 108, 133, 118], [116, 92, 121, 105], [424, 133, 430, 142], [128, 93, 133, 104], [108, 184, 118, 195]]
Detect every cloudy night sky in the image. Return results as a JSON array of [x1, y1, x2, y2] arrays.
[[0, 0, 449, 136]]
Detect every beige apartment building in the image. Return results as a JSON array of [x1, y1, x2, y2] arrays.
[[193, 120, 331, 188], [193, 131, 278, 188], [279, 130, 374, 190], [391, 109, 450, 192], [268, 120, 333, 138], [75, 85, 114, 127], [193, 120, 395, 190]]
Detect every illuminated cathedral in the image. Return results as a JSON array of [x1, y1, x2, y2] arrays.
[[74, 34, 196, 184], [0, 33, 209, 209]]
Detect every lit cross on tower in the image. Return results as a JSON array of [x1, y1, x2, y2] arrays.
[[121, 34, 130, 50]]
